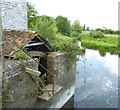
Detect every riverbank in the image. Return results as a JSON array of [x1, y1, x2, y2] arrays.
[[50, 33, 118, 56], [81, 34, 118, 55], [49, 33, 84, 61]]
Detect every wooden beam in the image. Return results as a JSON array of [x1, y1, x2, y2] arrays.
[[25, 67, 41, 76], [24, 42, 44, 47]]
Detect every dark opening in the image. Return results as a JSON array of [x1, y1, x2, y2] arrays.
[[38, 57, 48, 85], [25, 35, 52, 52]]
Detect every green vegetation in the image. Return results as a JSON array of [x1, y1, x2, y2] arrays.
[[2, 80, 12, 105], [81, 33, 118, 55], [27, 3, 84, 61], [89, 30, 105, 38], [70, 20, 82, 40], [55, 16, 71, 36], [27, 2, 38, 21], [27, 2, 119, 57], [51, 33, 83, 61], [95, 28, 120, 35], [28, 15, 56, 41]]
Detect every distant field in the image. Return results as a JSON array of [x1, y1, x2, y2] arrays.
[[104, 34, 118, 37], [81, 34, 118, 54], [82, 35, 118, 46]]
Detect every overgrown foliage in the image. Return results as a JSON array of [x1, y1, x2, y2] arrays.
[[55, 16, 71, 36], [95, 28, 120, 35], [89, 30, 104, 38], [28, 15, 56, 42], [27, 2, 38, 21], [27, 4, 83, 61], [51, 33, 84, 61]]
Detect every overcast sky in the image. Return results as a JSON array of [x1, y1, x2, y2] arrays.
[[27, 0, 119, 30]]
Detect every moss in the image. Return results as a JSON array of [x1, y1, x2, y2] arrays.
[[0, 95, 2, 103], [18, 73, 24, 81], [53, 69, 59, 76], [25, 90, 38, 97], [14, 51, 30, 60], [19, 63, 25, 71], [2, 90, 10, 104], [68, 81, 72, 90], [2, 80, 13, 105], [7, 80, 12, 90]]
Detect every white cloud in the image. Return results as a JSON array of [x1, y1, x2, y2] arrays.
[[86, 49, 118, 76]]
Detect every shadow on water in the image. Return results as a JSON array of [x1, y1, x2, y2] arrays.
[[74, 49, 119, 109]]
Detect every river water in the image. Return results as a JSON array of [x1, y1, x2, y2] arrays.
[[74, 49, 119, 108]]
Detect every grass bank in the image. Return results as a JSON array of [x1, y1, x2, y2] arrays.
[[49, 33, 85, 61], [81, 34, 118, 55]]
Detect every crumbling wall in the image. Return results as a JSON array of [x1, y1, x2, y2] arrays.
[[47, 52, 76, 88], [1, 52, 76, 109], [2, 59, 38, 108], [34, 52, 76, 108]]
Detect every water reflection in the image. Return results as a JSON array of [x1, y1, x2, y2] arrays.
[[85, 49, 118, 76], [98, 49, 106, 57], [74, 49, 118, 108]]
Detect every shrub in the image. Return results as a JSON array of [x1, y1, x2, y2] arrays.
[[70, 31, 79, 37], [55, 16, 71, 36], [28, 16, 56, 42], [90, 31, 104, 38]]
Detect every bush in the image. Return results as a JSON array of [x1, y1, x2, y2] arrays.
[[70, 31, 79, 37], [55, 16, 71, 36], [28, 16, 56, 42], [90, 31, 104, 38]]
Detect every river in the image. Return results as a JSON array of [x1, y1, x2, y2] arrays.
[[74, 49, 119, 108]]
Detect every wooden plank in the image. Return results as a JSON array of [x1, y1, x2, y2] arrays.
[[24, 42, 44, 47], [25, 67, 41, 76]]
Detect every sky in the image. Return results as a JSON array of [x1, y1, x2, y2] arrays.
[[27, 0, 119, 30]]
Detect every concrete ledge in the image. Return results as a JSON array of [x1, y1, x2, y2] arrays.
[[38, 84, 63, 101]]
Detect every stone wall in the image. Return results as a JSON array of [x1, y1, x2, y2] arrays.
[[0, 0, 27, 30], [1, 52, 76, 109], [34, 52, 76, 108], [47, 52, 76, 87], [1, 59, 38, 108]]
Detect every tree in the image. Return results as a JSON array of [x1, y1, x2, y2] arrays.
[[28, 15, 56, 41], [83, 24, 86, 31], [55, 16, 71, 35], [27, 2, 38, 21], [70, 20, 82, 40], [86, 27, 90, 31], [71, 20, 82, 33]]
